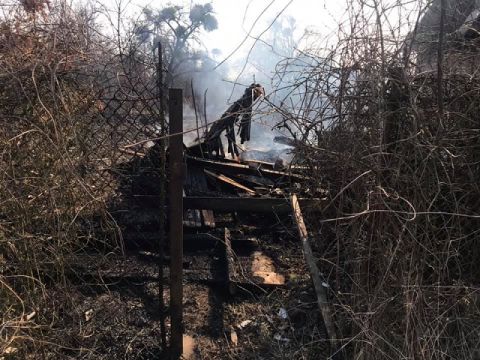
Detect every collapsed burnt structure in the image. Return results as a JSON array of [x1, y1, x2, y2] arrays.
[[104, 82, 339, 357], [194, 83, 265, 158]]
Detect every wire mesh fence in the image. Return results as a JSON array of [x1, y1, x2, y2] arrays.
[[3, 0, 480, 358], [0, 5, 171, 356]]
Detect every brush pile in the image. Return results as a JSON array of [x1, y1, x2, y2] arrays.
[[271, 2, 480, 358]]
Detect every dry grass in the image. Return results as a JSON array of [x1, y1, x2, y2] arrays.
[[0, 2, 123, 356], [271, 1, 480, 358], [2, 0, 480, 358]]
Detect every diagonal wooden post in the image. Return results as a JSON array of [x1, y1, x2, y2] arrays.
[[291, 195, 341, 357], [168, 88, 184, 359]]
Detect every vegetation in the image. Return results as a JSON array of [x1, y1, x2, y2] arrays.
[[1, 0, 480, 359], [135, 3, 218, 87]]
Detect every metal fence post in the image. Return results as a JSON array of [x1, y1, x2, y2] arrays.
[[168, 88, 184, 359], [157, 41, 168, 352]]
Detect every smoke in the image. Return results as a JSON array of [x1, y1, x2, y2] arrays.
[[180, 52, 245, 147], [232, 15, 301, 160], [174, 11, 339, 166], [102, 2, 323, 163], [157, 5, 340, 166], [181, 14, 302, 163]]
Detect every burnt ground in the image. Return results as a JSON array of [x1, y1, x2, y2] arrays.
[[25, 212, 330, 360], [8, 151, 333, 359]]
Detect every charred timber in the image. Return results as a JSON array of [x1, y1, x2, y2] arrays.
[[204, 84, 264, 157], [184, 196, 325, 213], [186, 155, 308, 182]]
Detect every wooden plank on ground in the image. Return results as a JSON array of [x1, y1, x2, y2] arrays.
[[223, 228, 285, 294], [291, 194, 338, 350], [250, 251, 285, 286], [223, 228, 237, 294]]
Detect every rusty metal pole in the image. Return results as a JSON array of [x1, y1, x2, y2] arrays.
[[168, 88, 184, 359], [157, 41, 167, 350]]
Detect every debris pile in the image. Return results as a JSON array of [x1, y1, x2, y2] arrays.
[[201, 83, 265, 158]]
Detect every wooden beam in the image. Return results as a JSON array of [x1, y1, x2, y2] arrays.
[[186, 155, 308, 182], [204, 169, 256, 194], [184, 196, 325, 214], [291, 195, 338, 352], [243, 159, 275, 169]]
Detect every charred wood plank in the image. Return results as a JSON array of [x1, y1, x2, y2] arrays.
[[243, 159, 275, 169], [232, 173, 275, 187], [201, 209, 216, 228], [291, 194, 338, 352], [184, 196, 325, 213], [183, 210, 202, 228], [186, 165, 216, 228], [223, 228, 238, 294], [186, 155, 307, 182], [183, 190, 202, 228], [204, 169, 256, 195]]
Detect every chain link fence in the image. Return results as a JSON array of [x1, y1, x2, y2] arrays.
[[0, 6, 171, 355]]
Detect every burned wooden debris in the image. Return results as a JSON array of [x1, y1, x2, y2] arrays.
[[182, 137, 322, 225], [197, 83, 265, 158], [169, 131, 326, 298], [184, 196, 324, 214], [291, 195, 338, 352], [105, 87, 333, 357], [204, 169, 256, 195]]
